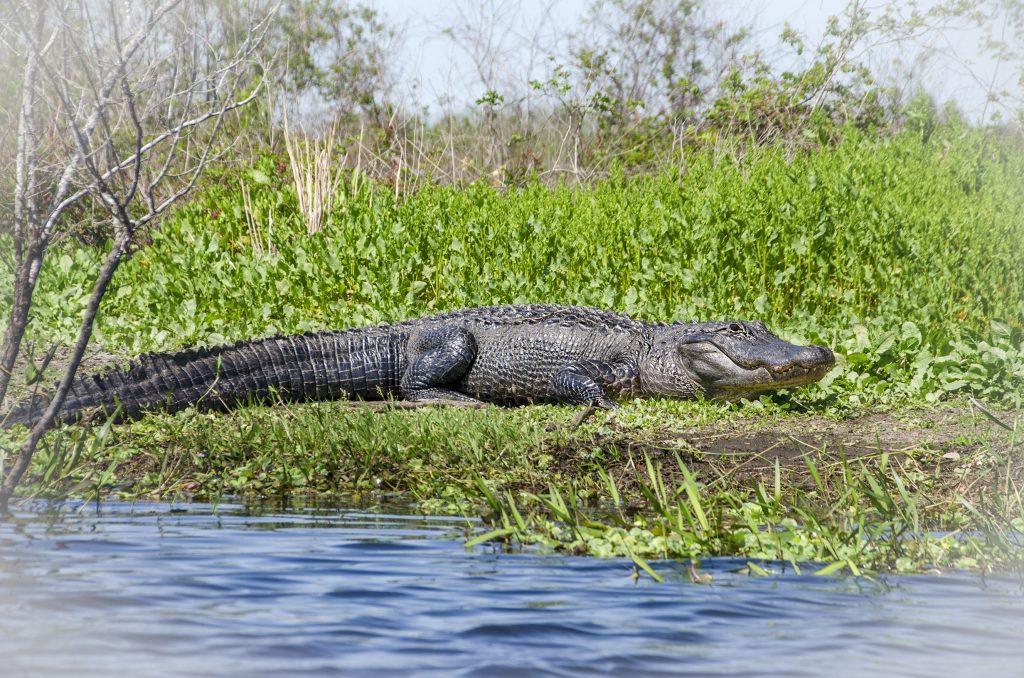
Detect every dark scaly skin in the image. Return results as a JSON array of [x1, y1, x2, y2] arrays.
[[3, 305, 835, 430]]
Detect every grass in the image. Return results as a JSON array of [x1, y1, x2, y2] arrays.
[[473, 447, 1024, 578], [1, 124, 1022, 575]]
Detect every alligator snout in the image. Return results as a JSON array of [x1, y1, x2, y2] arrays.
[[768, 344, 835, 375]]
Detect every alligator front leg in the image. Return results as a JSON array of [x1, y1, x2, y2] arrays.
[[551, 360, 639, 427], [550, 360, 638, 408], [401, 326, 483, 403]]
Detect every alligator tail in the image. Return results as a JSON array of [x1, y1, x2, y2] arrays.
[[2, 331, 404, 431], [3, 393, 51, 430]]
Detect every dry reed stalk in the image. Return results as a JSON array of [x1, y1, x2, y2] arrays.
[[283, 113, 344, 235], [240, 179, 275, 255]]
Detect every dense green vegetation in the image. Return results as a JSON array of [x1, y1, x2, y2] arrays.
[[2, 124, 1022, 575], [19, 127, 1024, 406]]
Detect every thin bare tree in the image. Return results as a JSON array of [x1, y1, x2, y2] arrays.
[[441, 0, 561, 181], [0, 0, 275, 512]]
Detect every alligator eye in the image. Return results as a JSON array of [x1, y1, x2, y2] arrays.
[[729, 323, 742, 332]]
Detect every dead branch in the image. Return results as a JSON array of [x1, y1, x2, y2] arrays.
[[0, 0, 276, 513]]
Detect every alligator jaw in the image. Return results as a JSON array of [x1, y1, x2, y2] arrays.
[[670, 325, 836, 400], [715, 343, 835, 396], [763, 344, 835, 382]]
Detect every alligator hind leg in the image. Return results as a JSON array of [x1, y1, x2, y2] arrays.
[[401, 326, 482, 403]]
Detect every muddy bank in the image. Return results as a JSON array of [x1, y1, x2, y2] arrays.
[[551, 404, 1020, 498]]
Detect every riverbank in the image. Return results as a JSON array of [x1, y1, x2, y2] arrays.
[[4, 397, 1020, 575]]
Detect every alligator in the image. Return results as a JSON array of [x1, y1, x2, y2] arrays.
[[3, 304, 835, 430]]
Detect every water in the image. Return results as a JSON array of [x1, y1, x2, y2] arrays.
[[1, 500, 1022, 677]]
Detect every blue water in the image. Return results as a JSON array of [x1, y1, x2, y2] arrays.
[[1, 500, 1022, 677]]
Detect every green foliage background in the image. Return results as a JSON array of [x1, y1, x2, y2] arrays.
[[7, 126, 1024, 407]]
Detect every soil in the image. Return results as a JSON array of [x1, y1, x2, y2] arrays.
[[554, 404, 1020, 496], [678, 406, 998, 463]]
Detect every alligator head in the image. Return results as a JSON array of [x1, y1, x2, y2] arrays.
[[640, 320, 835, 401]]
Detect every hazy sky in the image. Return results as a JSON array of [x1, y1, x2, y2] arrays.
[[365, 0, 1017, 123]]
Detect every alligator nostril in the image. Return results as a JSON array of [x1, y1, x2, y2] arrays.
[[792, 345, 834, 369]]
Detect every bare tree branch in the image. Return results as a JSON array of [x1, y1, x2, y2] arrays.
[[0, 0, 276, 512]]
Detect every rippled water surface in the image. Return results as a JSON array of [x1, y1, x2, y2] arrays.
[[1, 500, 1022, 677]]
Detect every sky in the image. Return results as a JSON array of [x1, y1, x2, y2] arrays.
[[364, 0, 1019, 124]]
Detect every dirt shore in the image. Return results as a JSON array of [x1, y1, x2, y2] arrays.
[[550, 403, 1020, 499]]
